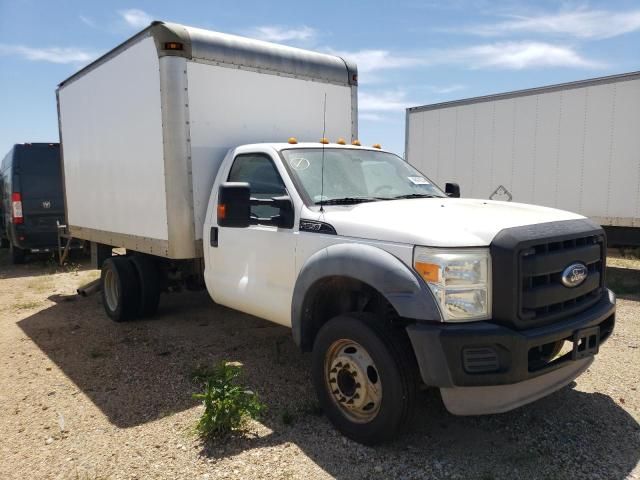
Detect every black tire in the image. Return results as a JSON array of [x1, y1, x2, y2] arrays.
[[129, 255, 161, 317], [101, 256, 141, 322], [311, 313, 418, 445], [9, 241, 26, 264]]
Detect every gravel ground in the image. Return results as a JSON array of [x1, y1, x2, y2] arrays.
[[0, 251, 638, 480]]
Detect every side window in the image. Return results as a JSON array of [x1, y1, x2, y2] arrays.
[[227, 154, 286, 220]]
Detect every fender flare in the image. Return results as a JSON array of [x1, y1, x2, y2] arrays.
[[291, 243, 442, 349]]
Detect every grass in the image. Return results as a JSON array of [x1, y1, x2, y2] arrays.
[[13, 300, 43, 310], [191, 362, 265, 439], [27, 277, 54, 293]]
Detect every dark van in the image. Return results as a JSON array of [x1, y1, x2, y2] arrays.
[[1, 143, 64, 263]]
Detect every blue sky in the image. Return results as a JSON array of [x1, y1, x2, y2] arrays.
[[1, 0, 639, 156]]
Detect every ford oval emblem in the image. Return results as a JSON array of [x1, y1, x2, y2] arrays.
[[561, 263, 588, 288]]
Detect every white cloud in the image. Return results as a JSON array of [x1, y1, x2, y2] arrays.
[[330, 42, 596, 76], [79, 15, 97, 28], [327, 49, 423, 74], [249, 25, 316, 43], [463, 8, 640, 40], [428, 84, 466, 94], [119, 9, 153, 29], [0, 44, 97, 64], [359, 90, 413, 112], [446, 41, 602, 69], [360, 113, 386, 122]]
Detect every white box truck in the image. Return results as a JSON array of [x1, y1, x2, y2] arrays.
[[405, 71, 640, 246], [57, 21, 615, 444]]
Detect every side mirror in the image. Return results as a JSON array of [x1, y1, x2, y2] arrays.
[[218, 182, 250, 228], [272, 195, 295, 229], [445, 182, 460, 198]]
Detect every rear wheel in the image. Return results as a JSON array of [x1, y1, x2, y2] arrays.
[[311, 313, 417, 445], [9, 241, 26, 264], [101, 257, 140, 322], [129, 255, 161, 317]]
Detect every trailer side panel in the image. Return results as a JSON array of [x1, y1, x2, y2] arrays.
[[407, 74, 640, 228]]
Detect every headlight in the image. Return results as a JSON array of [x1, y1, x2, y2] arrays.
[[413, 247, 491, 322]]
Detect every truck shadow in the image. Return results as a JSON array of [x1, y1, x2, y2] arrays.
[[18, 290, 640, 480], [607, 266, 640, 300]]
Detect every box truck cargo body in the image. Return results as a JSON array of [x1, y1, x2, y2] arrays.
[[405, 71, 640, 244], [57, 21, 357, 259]]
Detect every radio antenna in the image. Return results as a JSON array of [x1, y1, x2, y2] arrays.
[[320, 92, 327, 213]]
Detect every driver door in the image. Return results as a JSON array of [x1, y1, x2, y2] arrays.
[[208, 153, 297, 326]]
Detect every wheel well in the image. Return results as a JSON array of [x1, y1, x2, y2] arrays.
[[299, 276, 403, 352]]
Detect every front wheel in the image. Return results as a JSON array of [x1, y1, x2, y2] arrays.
[[311, 313, 417, 445]]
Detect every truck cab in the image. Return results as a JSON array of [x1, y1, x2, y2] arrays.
[[203, 141, 615, 443], [1, 143, 64, 263]]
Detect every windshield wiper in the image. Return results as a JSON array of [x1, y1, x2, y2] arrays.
[[315, 197, 379, 205], [389, 193, 440, 200]]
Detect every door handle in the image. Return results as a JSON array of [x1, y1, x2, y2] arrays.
[[210, 227, 218, 247]]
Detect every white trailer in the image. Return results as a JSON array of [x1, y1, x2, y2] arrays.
[[405, 71, 640, 245], [57, 21, 357, 260]]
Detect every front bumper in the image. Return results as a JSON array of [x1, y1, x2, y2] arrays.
[[406, 289, 615, 414]]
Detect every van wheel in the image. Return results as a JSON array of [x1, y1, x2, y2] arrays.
[[311, 313, 417, 445], [101, 257, 140, 322], [9, 241, 26, 264], [129, 255, 161, 317]]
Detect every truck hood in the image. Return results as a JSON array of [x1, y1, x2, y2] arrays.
[[310, 198, 584, 247]]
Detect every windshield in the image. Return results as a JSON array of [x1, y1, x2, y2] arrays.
[[281, 148, 446, 205]]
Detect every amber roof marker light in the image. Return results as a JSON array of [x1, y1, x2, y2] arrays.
[[164, 42, 184, 51], [372, 143, 382, 149], [288, 137, 298, 144], [352, 139, 361, 146]]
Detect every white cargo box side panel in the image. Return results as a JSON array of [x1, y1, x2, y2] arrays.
[[187, 61, 353, 239], [59, 37, 169, 242]]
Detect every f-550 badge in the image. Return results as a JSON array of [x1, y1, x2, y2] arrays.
[[42, 201, 51, 209]]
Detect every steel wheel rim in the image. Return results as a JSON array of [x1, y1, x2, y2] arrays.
[[103, 269, 119, 312], [324, 338, 382, 423]]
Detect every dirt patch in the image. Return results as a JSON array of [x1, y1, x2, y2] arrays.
[[0, 253, 638, 479]]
